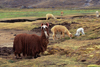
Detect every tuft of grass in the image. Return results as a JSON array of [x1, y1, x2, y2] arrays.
[[0, 22, 39, 30], [8, 60, 16, 63], [88, 64, 100, 67]]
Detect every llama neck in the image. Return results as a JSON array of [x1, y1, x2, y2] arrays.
[[66, 29, 71, 37], [41, 30, 48, 39], [40, 30, 49, 51]]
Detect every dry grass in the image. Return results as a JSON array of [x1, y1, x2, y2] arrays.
[[1, 14, 100, 67], [0, 19, 43, 30]]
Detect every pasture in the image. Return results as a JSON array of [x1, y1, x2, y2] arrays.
[[0, 9, 100, 67]]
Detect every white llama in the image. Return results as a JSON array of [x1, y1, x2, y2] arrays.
[[96, 11, 99, 18], [75, 28, 85, 36]]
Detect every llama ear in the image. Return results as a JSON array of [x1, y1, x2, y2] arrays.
[[46, 23, 49, 27], [41, 23, 43, 26]]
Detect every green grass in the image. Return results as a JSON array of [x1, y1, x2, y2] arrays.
[[0, 8, 100, 19], [88, 64, 100, 67]]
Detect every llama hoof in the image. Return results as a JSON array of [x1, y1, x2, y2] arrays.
[[16, 57, 22, 59], [34, 56, 37, 59], [15, 57, 19, 59], [37, 54, 41, 57], [14, 56, 17, 59], [19, 57, 22, 59]]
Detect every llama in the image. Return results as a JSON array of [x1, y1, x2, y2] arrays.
[[46, 13, 56, 20], [61, 11, 64, 16], [13, 23, 49, 59], [51, 25, 73, 40], [96, 11, 99, 18], [75, 28, 85, 36]]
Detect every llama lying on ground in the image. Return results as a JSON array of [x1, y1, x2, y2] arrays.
[[75, 28, 85, 36], [13, 23, 49, 59], [51, 25, 73, 40], [96, 11, 99, 18], [46, 13, 56, 20]]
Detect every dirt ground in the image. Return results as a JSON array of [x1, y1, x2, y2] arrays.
[[1, 15, 100, 66], [0, 30, 40, 47]]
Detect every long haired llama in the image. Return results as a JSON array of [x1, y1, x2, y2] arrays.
[[75, 28, 85, 36], [46, 13, 56, 20], [13, 23, 49, 59], [51, 25, 73, 40]]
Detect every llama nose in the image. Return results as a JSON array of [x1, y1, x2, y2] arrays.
[[46, 35, 49, 39], [43, 28, 46, 31]]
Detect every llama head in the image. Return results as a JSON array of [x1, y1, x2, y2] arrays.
[[70, 33, 73, 39], [41, 23, 49, 38], [75, 33, 80, 36]]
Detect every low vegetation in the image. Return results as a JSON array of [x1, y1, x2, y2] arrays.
[[1, 9, 100, 67], [0, 9, 100, 19]]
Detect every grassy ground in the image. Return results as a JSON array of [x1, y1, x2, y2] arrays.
[[0, 8, 100, 19], [0, 22, 38, 30], [1, 9, 100, 67]]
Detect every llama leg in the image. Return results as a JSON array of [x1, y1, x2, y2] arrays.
[[61, 32, 65, 39], [31, 51, 37, 59], [35, 53, 41, 58], [18, 53, 22, 59], [37, 54, 41, 57], [34, 53, 38, 59], [60, 33, 62, 38], [78, 32, 80, 36], [23, 52, 25, 57], [82, 31, 85, 36], [14, 53, 17, 59], [75, 31, 79, 36], [46, 17, 48, 20], [14, 51, 18, 59], [53, 16, 55, 19], [52, 32, 56, 40], [36, 52, 41, 57], [34, 55, 37, 58], [14, 52, 22, 59], [18, 54, 20, 57], [23, 53, 27, 58], [14, 53, 20, 59], [62, 33, 65, 38], [53, 35, 56, 40], [55, 34, 58, 40]]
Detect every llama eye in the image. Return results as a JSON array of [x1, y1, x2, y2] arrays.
[[45, 27, 47, 29], [46, 27, 48, 29], [41, 27, 43, 29]]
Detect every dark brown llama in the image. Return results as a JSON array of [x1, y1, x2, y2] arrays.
[[13, 23, 49, 59]]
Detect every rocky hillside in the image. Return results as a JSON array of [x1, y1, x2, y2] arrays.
[[0, 0, 100, 8]]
